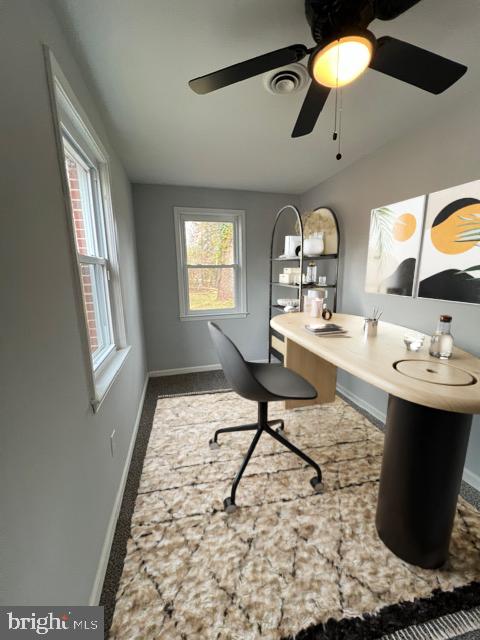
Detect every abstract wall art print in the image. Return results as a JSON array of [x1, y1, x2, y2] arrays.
[[417, 179, 480, 304], [365, 195, 426, 296]]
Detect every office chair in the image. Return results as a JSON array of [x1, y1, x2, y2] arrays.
[[208, 322, 323, 513]]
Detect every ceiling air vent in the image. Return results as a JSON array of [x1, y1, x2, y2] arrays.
[[263, 63, 309, 95]]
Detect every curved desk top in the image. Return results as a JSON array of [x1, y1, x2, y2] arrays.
[[271, 312, 480, 414]]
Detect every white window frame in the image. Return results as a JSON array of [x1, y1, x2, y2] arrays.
[[174, 207, 248, 321], [44, 47, 130, 411], [62, 136, 116, 371]]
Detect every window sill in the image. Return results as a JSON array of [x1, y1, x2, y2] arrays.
[[91, 345, 131, 412], [180, 312, 249, 322]]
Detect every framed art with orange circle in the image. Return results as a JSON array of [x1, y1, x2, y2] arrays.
[[417, 179, 480, 304], [365, 195, 426, 296]]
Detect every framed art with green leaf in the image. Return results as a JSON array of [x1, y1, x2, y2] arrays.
[[365, 195, 426, 296]]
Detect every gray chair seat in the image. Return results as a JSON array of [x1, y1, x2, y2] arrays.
[[248, 363, 317, 400]]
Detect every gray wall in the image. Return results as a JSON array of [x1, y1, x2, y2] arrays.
[[1, 0, 146, 604], [133, 185, 299, 371], [301, 85, 480, 482]]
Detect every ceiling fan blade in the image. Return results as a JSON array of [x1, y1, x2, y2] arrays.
[[370, 36, 467, 94], [375, 0, 422, 20], [291, 81, 330, 138], [189, 44, 308, 94]]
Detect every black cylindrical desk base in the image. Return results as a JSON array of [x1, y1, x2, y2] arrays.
[[376, 395, 472, 569]]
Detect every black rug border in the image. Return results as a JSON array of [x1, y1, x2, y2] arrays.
[[100, 382, 480, 639], [100, 383, 230, 636], [282, 582, 480, 640]]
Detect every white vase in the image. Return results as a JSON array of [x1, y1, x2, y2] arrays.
[[304, 234, 324, 256]]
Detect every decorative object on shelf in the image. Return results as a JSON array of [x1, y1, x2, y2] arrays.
[[296, 208, 339, 255], [318, 275, 327, 286], [417, 179, 480, 304], [403, 331, 425, 352], [429, 314, 454, 359], [276, 298, 299, 308], [268, 204, 340, 362], [365, 195, 426, 297], [306, 261, 317, 283], [304, 232, 324, 256], [283, 235, 302, 258]]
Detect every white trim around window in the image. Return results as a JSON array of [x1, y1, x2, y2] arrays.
[[174, 207, 248, 321], [44, 46, 130, 411]]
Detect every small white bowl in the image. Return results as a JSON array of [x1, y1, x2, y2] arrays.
[[404, 331, 425, 352], [277, 298, 298, 307]]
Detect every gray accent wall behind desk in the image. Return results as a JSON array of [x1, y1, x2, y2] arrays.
[[133, 185, 299, 372], [301, 85, 480, 484]]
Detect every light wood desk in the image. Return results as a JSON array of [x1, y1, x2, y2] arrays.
[[271, 312, 480, 568]]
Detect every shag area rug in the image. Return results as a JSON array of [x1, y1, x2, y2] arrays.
[[109, 392, 480, 639]]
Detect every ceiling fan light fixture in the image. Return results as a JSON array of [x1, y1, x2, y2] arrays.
[[311, 31, 375, 88]]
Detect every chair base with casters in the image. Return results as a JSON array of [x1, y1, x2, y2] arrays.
[[209, 401, 323, 513], [207, 322, 323, 513]]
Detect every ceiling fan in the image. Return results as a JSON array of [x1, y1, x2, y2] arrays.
[[188, 0, 467, 139]]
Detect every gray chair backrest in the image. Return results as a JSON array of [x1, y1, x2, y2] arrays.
[[208, 322, 268, 402]]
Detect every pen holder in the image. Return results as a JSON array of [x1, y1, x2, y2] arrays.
[[363, 318, 378, 338]]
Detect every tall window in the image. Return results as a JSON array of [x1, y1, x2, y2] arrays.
[[46, 49, 128, 409], [174, 208, 247, 320], [63, 137, 114, 368]]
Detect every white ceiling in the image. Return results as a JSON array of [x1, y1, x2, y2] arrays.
[[53, 0, 480, 194]]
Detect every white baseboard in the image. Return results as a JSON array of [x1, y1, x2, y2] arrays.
[[89, 374, 149, 605], [149, 359, 268, 378], [337, 383, 480, 493], [149, 364, 222, 377], [463, 467, 480, 492], [336, 383, 387, 424]]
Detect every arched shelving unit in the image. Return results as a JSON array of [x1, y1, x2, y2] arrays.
[[268, 204, 341, 363]]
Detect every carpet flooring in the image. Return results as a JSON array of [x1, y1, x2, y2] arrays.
[[105, 386, 480, 639]]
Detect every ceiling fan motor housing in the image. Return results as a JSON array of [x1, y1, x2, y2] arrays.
[[305, 0, 374, 42], [304, 0, 422, 42]]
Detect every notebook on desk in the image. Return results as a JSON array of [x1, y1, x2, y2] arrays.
[[305, 322, 347, 336]]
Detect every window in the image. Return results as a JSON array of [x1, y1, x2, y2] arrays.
[[174, 208, 247, 320], [64, 137, 114, 369], [46, 49, 129, 409]]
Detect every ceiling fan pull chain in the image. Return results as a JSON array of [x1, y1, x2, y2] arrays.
[[336, 87, 343, 160], [332, 89, 338, 141], [332, 39, 340, 142]]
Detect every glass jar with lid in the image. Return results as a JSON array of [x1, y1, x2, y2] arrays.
[[429, 315, 454, 359]]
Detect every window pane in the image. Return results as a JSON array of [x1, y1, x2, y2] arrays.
[[187, 267, 235, 311], [79, 264, 103, 355], [79, 263, 113, 361], [65, 150, 98, 257], [185, 221, 234, 265]]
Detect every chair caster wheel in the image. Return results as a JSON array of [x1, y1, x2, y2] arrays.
[[310, 476, 324, 493], [223, 497, 237, 513], [209, 439, 220, 450]]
